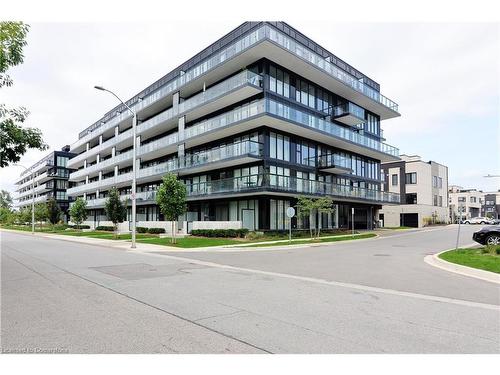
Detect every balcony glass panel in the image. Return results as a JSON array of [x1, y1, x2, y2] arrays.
[[183, 140, 262, 168]]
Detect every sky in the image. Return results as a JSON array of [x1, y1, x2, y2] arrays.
[[1, 21, 499, 196]]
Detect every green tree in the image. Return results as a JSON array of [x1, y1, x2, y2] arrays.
[[104, 187, 127, 238], [0, 189, 13, 208], [156, 173, 187, 244], [0, 206, 14, 224], [296, 196, 334, 239], [34, 202, 48, 229], [46, 197, 62, 225], [0, 22, 48, 167], [69, 197, 88, 227], [18, 206, 32, 224]]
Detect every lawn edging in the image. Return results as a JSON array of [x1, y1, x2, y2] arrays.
[[424, 248, 500, 285]]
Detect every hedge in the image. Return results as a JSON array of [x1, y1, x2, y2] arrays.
[[95, 226, 115, 231], [190, 228, 249, 238], [136, 226, 148, 233], [68, 224, 91, 229], [147, 227, 165, 234]]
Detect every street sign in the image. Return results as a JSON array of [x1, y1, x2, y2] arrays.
[[286, 207, 295, 218]]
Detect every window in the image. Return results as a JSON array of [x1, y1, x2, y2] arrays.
[[470, 197, 476, 203], [296, 140, 316, 166], [433, 195, 438, 206], [458, 197, 466, 202], [57, 156, 68, 168], [432, 176, 438, 188], [438, 177, 443, 188], [405, 172, 417, 184], [269, 65, 290, 98], [439, 196, 443, 207], [405, 193, 417, 204], [269, 132, 290, 161], [366, 114, 379, 135], [391, 174, 398, 186]]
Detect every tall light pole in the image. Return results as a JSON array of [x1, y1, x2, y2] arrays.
[[94, 85, 137, 249], [14, 164, 35, 234]]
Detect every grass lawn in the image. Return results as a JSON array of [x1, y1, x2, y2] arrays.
[[439, 247, 500, 274], [136, 236, 241, 248], [383, 226, 413, 230], [240, 233, 377, 247]]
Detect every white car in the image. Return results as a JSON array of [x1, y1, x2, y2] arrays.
[[464, 217, 495, 225]]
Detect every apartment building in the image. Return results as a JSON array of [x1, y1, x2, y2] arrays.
[[448, 185, 484, 222], [481, 191, 500, 219], [379, 155, 449, 227], [15, 146, 75, 220], [66, 21, 401, 232]]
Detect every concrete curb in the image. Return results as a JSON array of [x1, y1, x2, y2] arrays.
[[424, 247, 500, 285]]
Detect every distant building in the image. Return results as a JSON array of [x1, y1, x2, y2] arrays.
[[379, 155, 449, 228], [15, 146, 75, 221], [448, 185, 484, 222], [481, 191, 500, 220]]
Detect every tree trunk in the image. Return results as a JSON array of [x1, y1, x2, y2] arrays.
[[114, 224, 118, 239], [309, 213, 313, 239], [171, 221, 175, 244], [173, 220, 177, 244]]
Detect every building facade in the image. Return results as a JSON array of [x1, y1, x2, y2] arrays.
[[15, 146, 75, 220], [66, 21, 401, 232], [448, 185, 484, 222], [481, 191, 500, 219], [379, 155, 449, 227]]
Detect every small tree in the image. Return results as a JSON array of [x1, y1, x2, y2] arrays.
[[34, 202, 48, 230], [314, 197, 334, 239], [156, 173, 187, 244], [0, 206, 14, 224], [296, 196, 315, 239], [46, 198, 62, 225], [69, 197, 88, 228], [104, 187, 127, 238], [296, 196, 334, 239], [18, 206, 32, 224]]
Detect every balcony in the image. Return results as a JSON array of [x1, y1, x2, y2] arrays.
[[184, 99, 399, 161], [179, 140, 262, 176], [329, 102, 365, 127], [186, 173, 400, 204], [69, 150, 134, 181], [16, 159, 54, 184], [316, 154, 353, 174]]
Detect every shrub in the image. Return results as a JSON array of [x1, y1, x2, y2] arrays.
[[190, 228, 249, 238], [147, 227, 165, 234], [136, 226, 148, 233], [52, 224, 69, 231], [68, 224, 91, 229], [245, 231, 264, 240], [95, 226, 115, 231], [486, 245, 500, 256]]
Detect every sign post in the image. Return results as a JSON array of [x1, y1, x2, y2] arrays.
[[286, 207, 295, 244], [351, 207, 355, 237], [456, 204, 463, 250]]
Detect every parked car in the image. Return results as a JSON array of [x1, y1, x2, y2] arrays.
[[463, 217, 495, 225], [473, 225, 500, 245]]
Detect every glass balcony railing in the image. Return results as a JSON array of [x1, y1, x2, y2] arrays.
[[185, 173, 400, 204], [316, 154, 352, 170], [139, 133, 178, 156], [264, 26, 399, 112], [137, 159, 179, 179], [330, 102, 365, 120], [266, 99, 399, 157], [185, 100, 265, 139], [183, 140, 262, 169]]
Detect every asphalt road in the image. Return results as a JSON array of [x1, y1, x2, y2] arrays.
[[1, 226, 499, 354]]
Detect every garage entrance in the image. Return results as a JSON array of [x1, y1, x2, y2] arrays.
[[400, 213, 419, 228]]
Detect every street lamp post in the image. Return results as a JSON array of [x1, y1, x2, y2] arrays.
[[14, 164, 35, 234], [94, 86, 137, 249]]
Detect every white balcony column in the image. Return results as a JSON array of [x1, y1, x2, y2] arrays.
[[86, 142, 90, 151], [96, 154, 100, 164], [135, 135, 141, 150], [83, 160, 87, 168], [178, 115, 185, 142], [115, 126, 119, 137], [96, 189, 100, 199], [114, 165, 119, 176], [178, 143, 185, 168], [85, 176, 89, 184], [173, 91, 180, 113], [83, 192, 86, 200], [99, 171, 102, 181], [99, 135, 103, 145], [111, 146, 116, 158]]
